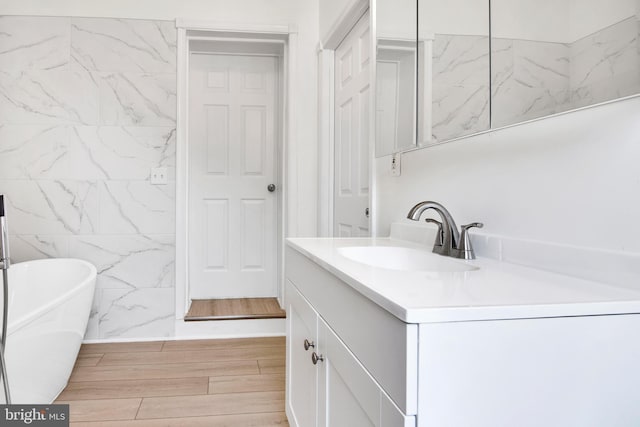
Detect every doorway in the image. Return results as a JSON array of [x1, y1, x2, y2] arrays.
[[333, 11, 372, 237], [176, 32, 288, 323]]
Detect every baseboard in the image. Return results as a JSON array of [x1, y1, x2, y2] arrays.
[[83, 318, 285, 344]]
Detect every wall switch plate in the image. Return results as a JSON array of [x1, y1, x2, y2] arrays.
[[150, 167, 168, 185], [391, 153, 401, 177]]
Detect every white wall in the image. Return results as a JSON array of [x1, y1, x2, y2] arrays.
[[492, 0, 637, 43], [376, 96, 640, 253], [0, 0, 320, 238], [319, 0, 362, 43], [569, 0, 637, 42], [420, 0, 489, 37]]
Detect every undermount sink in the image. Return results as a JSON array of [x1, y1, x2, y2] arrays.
[[337, 246, 479, 273]]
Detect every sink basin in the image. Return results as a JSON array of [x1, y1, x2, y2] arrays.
[[337, 246, 479, 272]]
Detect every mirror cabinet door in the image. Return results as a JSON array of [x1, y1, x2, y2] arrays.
[[375, 0, 418, 157], [418, 0, 491, 145], [491, 0, 640, 128]]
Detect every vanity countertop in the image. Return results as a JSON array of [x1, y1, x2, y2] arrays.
[[286, 237, 640, 323]]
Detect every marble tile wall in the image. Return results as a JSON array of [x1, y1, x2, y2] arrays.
[[570, 16, 640, 109], [431, 35, 491, 142], [0, 16, 177, 340], [491, 16, 640, 128], [491, 38, 570, 128]]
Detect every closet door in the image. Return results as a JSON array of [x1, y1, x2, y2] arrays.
[[334, 11, 371, 237]]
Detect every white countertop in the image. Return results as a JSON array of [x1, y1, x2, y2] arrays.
[[286, 237, 640, 323]]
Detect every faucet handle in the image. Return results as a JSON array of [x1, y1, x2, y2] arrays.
[[461, 222, 483, 232], [457, 222, 484, 260], [424, 218, 444, 247]]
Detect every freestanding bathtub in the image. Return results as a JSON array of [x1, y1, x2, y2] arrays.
[[0, 258, 96, 403]]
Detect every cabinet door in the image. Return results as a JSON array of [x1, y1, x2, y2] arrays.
[[286, 281, 319, 427], [317, 319, 414, 427]]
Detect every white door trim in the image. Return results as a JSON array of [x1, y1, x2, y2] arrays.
[[317, 0, 376, 237], [175, 21, 297, 320]]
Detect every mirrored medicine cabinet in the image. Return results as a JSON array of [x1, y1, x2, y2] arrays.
[[375, 0, 640, 157]]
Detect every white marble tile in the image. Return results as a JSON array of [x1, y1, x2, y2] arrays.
[[67, 126, 176, 180], [492, 39, 570, 128], [513, 40, 570, 94], [8, 234, 70, 262], [99, 288, 174, 339], [570, 17, 639, 96], [0, 16, 70, 72], [71, 18, 176, 73], [0, 180, 98, 235], [0, 125, 68, 179], [68, 234, 175, 289], [99, 72, 176, 126], [432, 34, 490, 85], [0, 61, 99, 125], [97, 181, 175, 234], [84, 293, 100, 340], [431, 83, 490, 142]]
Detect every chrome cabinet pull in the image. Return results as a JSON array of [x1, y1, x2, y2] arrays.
[[304, 339, 314, 351]]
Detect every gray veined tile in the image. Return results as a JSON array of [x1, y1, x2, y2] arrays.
[[99, 288, 175, 339], [97, 181, 175, 234], [492, 39, 571, 128], [85, 289, 101, 341], [0, 16, 70, 72], [67, 126, 176, 180], [513, 40, 570, 91], [432, 34, 490, 86], [0, 61, 99, 125], [99, 72, 177, 126], [69, 234, 175, 289], [570, 17, 638, 85], [71, 18, 176, 73], [0, 180, 98, 235], [0, 125, 69, 180], [431, 83, 490, 142], [8, 234, 70, 263]]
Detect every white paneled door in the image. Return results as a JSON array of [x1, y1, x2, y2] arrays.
[[334, 11, 371, 237], [189, 53, 278, 299]]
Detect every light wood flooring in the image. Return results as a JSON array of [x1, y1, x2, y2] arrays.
[[185, 298, 286, 321], [55, 337, 289, 426]]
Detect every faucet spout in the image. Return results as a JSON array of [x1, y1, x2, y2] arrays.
[[407, 201, 460, 256]]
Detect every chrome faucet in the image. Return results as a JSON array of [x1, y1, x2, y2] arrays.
[[407, 201, 483, 260]]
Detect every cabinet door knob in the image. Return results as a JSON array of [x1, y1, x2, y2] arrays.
[[304, 339, 315, 351], [311, 352, 324, 365]]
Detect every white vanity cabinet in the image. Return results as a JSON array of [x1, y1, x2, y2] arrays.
[[285, 239, 640, 427], [286, 247, 416, 427]]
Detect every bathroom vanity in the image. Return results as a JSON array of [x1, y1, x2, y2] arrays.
[[285, 231, 640, 427]]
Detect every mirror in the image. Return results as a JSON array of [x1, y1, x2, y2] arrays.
[[418, 0, 491, 146], [491, 0, 640, 128], [375, 0, 418, 157], [375, 0, 639, 156]]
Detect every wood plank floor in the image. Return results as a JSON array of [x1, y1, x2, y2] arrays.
[[185, 298, 286, 321], [55, 337, 289, 426]]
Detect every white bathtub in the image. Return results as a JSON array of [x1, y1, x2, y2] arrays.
[[0, 258, 96, 403]]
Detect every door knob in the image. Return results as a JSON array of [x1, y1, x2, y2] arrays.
[[267, 184, 276, 192], [304, 339, 315, 351]]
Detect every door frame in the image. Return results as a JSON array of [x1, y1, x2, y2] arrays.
[[175, 19, 297, 320], [317, 0, 376, 237]]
